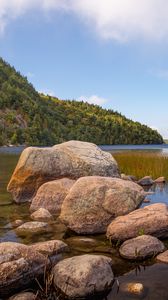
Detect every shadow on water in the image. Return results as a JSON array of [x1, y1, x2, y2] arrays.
[[1, 146, 168, 299]]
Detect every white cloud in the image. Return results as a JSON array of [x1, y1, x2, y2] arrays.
[[78, 95, 107, 106], [1, 1, 168, 42]]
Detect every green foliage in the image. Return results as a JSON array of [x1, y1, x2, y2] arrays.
[[0, 57, 164, 146], [138, 228, 145, 236]]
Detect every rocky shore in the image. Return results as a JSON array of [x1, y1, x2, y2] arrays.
[[1, 140, 168, 299]]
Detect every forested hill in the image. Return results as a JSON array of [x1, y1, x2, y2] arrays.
[[0, 58, 163, 146]]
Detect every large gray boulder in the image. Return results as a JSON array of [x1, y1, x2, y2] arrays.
[[119, 235, 165, 260], [30, 178, 75, 214], [107, 203, 168, 242], [60, 176, 145, 234], [0, 242, 47, 297], [53, 255, 114, 299], [7, 141, 120, 203]]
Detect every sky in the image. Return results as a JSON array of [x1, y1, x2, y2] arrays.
[[0, 0, 168, 138]]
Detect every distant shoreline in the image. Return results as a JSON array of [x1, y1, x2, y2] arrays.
[[0, 143, 168, 155]]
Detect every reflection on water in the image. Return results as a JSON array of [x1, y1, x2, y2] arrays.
[[1, 147, 168, 299], [100, 144, 168, 153], [108, 263, 168, 300], [143, 183, 168, 206]]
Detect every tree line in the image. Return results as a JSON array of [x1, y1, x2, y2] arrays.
[[0, 57, 163, 146]]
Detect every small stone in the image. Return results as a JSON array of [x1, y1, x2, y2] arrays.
[[121, 174, 132, 181], [155, 177, 166, 183], [12, 220, 24, 227], [121, 282, 144, 295], [119, 235, 165, 260], [5, 220, 24, 229], [129, 175, 137, 182], [156, 250, 168, 263], [138, 176, 154, 186], [29, 240, 69, 265], [143, 198, 151, 203], [8, 292, 38, 300], [16, 221, 49, 234], [31, 208, 53, 221]]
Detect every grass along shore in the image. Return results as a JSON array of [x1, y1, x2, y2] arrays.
[[113, 151, 168, 180]]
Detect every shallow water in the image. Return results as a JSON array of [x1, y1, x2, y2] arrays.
[[1, 146, 168, 299]]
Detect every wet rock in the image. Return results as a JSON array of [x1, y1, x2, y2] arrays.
[[129, 175, 137, 182], [66, 237, 105, 253], [30, 178, 75, 214], [155, 177, 166, 183], [107, 203, 168, 242], [143, 198, 151, 203], [53, 254, 114, 298], [138, 176, 154, 186], [29, 240, 69, 265], [119, 235, 165, 260], [0, 242, 47, 297], [5, 220, 24, 229], [15, 221, 49, 234], [7, 140, 120, 203], [60, 176, 145, 234], [8, 292, 38, 300], [156, 250, 168, 263], [31, 208, 53, 221]]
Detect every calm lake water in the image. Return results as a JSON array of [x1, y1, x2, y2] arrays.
[[1, 144, 168, 299]]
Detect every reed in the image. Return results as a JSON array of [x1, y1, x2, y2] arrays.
[[113, 151, 168, 180]]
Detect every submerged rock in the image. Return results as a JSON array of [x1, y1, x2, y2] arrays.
[[30, 178, 75, 214], [156, 250, 168, 263], [138, 176, 154, 186], [8, 292, 38, 300], [0, 242, 47, 297], [29, 240, 69, 265], [120, 282, 145, 296], [60, 176, 145, 234], [119, 235, 165, 260], [53, 254, 114, 299], [31, 208, 53, 221], [66, 237, 105, 253], [143, 198, 151, 203], [15, 221, 49, 234], [7, 140, 120, 203], [107, 203, 168, 242]]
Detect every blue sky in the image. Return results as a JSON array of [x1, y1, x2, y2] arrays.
[[0, 0, 168, 137]]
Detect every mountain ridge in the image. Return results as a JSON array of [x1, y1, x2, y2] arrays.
[[0, 57, 163, 146]]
